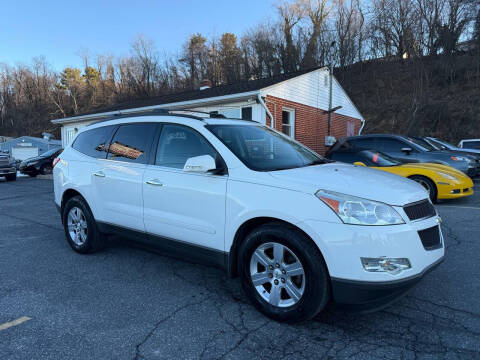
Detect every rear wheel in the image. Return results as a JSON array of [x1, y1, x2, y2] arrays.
[[410, 175, 437, 202], [239, 223, 330, 322], [62, 196, 105, 253], [5, 173, 16, 181]]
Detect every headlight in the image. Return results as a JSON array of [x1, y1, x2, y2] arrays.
[[27, 161, 39, 166], [316, 190, 405, 226], [437, 171, 457, 181], [451, 156, 470, 162]]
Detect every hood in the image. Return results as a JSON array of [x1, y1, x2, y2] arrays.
[[269, 163, 428, 206], [399, 162, 468, 178]]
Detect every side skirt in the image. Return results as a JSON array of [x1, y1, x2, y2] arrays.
[[97, 222, 229, 271]]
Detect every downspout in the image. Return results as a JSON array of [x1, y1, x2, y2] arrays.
[[258, 94, 274, 129], [358, 118, 366, 135]]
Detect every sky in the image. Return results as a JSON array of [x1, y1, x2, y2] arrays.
[[1, 0, 276, 71]]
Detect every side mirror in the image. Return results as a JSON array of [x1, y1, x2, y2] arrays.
[[183, 155, 217, 173], [353, 161, 367, 167], [401, 147, 413, 154]]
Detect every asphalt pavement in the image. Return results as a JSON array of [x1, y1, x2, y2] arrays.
[[1, 177, 479, 359]]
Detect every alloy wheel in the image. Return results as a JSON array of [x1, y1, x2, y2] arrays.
[[249, 242, 305, 308], [67, 207, 88, 246]]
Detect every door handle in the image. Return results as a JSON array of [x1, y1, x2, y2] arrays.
[[146, 179, 164, 186], [93, 171, 105, 177]]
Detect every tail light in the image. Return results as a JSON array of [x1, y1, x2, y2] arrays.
[[52, 157, 60, 168]]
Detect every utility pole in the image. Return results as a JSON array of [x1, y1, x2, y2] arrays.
[[327, 41, 335, 136]]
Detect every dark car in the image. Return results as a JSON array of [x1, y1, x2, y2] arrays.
[[0, 152, 17, 181], [415, 137, 480, 176], [327, 134, 478, 177], [19, 148, 62, 177]]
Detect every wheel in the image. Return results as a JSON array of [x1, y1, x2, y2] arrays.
[[62, 195, 105, 253], [238, 223, 330, 322], [5, 173, 16, 181], [28, 173, 37, 178], [40, 164, 53, 175], [410, 175, 437, 202]]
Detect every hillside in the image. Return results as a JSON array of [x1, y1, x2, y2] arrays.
[[336, 50, 480, 143]]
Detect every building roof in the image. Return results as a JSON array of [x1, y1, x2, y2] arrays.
[[52, 66, 325, 124]]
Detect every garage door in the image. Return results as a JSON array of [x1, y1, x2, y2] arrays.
[[12, 147, 38, 160]]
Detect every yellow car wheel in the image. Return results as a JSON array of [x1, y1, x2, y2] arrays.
[[409, 175, 437, 203]]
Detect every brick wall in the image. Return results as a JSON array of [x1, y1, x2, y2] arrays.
[[265, 95, 363, 155]]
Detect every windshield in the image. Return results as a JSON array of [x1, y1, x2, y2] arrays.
[[428, 138, 450, 150], [406, 137, 435, 151], [206, 124, 326, 171], [360, 150, 402, 167]]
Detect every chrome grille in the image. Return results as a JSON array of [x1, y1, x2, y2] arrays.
[[0, 155, 9, 167]]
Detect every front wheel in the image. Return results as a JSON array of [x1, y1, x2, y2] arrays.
[[62, 196, 105, 253], [5, 173, 16, 181], [410, 175, 437, 202], [239, 223, 330, 322], [40, 164, 53, 175]]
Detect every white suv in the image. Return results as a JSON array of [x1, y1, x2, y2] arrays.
[[53, 113, 444, 322]]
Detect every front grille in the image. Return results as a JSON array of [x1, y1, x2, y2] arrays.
[[418, 226, 442, 250], [0, 156, 9, 167], [403, 199, 436, 221]]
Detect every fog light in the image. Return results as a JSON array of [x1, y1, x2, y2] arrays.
[[450, 189, 461, 194], [361, 257, 411, 275]]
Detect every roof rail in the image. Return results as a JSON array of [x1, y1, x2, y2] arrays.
[[87, 107, 255, 127]]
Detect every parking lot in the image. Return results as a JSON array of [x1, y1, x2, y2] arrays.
[[1, 177, 479, 360]]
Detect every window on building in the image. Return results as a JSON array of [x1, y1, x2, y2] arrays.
[[72, 125, 116, 159], [107, 123, 156, 163], [281, 109, 295, 138], [241, 107, 252, 120], [155, 124, 219, 169]]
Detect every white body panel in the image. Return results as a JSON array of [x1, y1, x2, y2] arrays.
[[54, 115, 443, 287], [12, 147, 38, 161], [143, 165, 227, 249]]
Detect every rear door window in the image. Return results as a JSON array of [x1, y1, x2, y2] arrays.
[[107, 123, 157, 164], [72, 125, 116, 158]]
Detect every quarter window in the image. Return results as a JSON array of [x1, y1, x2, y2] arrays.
[[155, 124, 218, 169], [107, 123, 156, 164], [72, 125, 115, 158]]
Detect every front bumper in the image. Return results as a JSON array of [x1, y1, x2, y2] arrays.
[[331, 257, 443, 312], [436, 178, 474, 199], [0, 167, 16, 175], [298, 212, 444, 310]]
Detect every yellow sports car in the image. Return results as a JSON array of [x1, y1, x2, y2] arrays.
[[347, 150, 474, 202]]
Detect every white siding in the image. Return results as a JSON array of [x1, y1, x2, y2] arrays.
[[61, 120, 94, 148], [261, 68, 363, 120], [192, 102, 265, 124]]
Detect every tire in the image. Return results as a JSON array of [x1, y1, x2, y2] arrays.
[[62, 195, 105, 253], [238, 223, 330, 323], [410, 175, 437, 202], [5, 173, 16, 181], [28, 173, 37, 178], [40, 164, 53, 175]]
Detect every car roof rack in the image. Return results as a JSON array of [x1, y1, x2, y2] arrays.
[[87, 107, 254, 126]]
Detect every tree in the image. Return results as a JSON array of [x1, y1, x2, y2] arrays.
[[300, 0, 330, 68], [180, 33, 208, 89], [60, 67, 83, 114], [218, 33, 241, 83], [277, 1, 305, 72]]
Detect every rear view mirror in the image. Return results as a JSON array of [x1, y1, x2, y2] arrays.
[[353, 161, 366, 167], [183, 155, 216, 173], [401, 147, 412, 154]]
